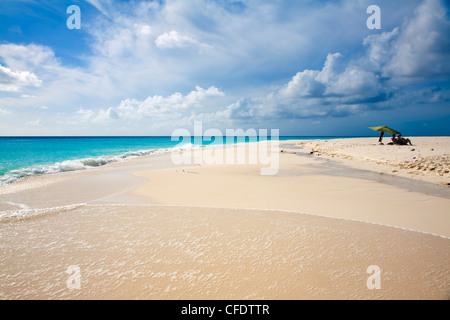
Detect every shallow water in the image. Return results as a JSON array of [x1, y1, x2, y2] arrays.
[[281, 142, 450, 199], [1, 204, 448, 299]]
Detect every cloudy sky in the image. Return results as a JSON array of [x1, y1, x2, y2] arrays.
[[0, 0, 449, 136]]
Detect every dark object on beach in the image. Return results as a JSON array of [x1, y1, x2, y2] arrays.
[[392, 134, 413, 146]]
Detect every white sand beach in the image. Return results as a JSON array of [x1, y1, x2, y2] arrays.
[[296, 137, 450, 186], [1, 137, 449, 300]]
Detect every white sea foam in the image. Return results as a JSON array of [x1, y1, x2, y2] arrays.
[[0, 144, 200, 187], [85, 203, 450, 240], [0, 204, 85, 222], [4, 202, 30, 210]]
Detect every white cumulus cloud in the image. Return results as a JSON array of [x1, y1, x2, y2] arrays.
[[210, 0, 450, 123], [77, 85, 225, 123], [155, 30, 200, 49], [0, 65, 42, 92], [367, 0, 450, 80]]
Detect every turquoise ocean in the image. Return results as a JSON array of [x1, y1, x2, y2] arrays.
[[0, 136, 343, 186]]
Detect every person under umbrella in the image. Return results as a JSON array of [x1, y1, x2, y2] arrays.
[[392, 134, 413, 146]]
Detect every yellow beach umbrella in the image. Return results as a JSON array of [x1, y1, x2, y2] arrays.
[[368, 126, 401, 135], [369, 126, 401, 143]]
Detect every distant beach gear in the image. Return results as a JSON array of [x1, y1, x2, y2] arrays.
[[368, 126, 401, 143]]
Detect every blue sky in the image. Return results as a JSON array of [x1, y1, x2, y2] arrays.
[[0, 0, 449, 136]]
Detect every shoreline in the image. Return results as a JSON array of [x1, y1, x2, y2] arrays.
[[2, 138, 450, 235], [1, 136, 448, 188]]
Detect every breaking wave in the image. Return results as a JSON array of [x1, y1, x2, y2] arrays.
[[0, 143, 198, 186]]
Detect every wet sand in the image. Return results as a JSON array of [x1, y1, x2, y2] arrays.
[[2, 204, 449, 300]]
